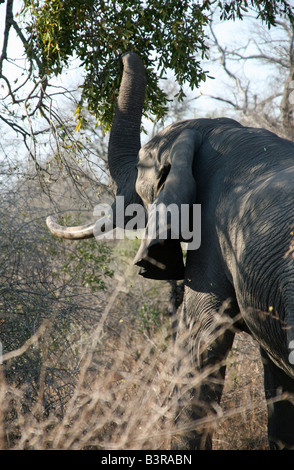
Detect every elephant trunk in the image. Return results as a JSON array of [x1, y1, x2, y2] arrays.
[[108, 52, 146, 208], [46, 52, 146, 239]]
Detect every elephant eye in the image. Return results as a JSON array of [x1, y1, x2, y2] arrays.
[[157, 165, 170, 193]]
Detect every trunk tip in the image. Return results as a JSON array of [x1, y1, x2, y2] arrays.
[[120, 51, 145, 72]]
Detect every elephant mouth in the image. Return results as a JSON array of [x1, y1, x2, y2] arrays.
[[133, 237, 185, 280]]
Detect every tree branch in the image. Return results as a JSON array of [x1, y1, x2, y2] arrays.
[[209, 23, 249, 114], [0, 0, 14, 75]]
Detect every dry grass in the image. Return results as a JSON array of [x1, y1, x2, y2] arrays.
[[0, 316, 270, 450], [0, 250, 274, 450]]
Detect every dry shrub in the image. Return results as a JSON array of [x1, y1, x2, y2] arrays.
[[1, 303, 274, 450], [1, 325, 178, 450], [1, 253, 292, 451]]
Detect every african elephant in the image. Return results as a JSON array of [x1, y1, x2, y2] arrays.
[[47, 52, 294, 449]]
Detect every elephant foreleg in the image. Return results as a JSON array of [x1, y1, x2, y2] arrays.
[[261, 347, 294, 449], [173, 293, 237, 450]]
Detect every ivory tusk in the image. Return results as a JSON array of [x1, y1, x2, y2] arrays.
[[46, 216, 95, 240]]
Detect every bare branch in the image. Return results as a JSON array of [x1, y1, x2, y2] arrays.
[[1, 321, 50, 363], [201, 93, 242, 111], [0, 0, 14, 75], [209, 23, 249, 114], [207, 14, 294, 138]]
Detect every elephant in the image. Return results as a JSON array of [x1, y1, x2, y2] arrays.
[[47, 52, 294, 449]]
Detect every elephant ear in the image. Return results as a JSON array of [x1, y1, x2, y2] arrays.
[[133, 128, 202, 280]]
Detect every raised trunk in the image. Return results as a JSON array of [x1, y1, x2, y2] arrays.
[[46, 52, 146, 239], [108, 52, 146, 207]]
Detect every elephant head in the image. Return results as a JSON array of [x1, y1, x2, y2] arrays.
[[47, 52, 199, 280]]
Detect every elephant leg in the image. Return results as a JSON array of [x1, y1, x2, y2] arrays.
[[174, 291, 237, 450], [260, 347, 294, 449]]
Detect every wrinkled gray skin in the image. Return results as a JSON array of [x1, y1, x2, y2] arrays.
[[47, 52, 294, 449]]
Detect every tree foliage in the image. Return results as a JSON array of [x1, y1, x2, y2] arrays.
[[21, 0, 294, 128]]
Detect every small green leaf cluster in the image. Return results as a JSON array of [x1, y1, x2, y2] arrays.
[[137, 303, 162, 335], [217, 0, 294, 26], [66, 238, 114, 291], [55, 213, 114, 291]]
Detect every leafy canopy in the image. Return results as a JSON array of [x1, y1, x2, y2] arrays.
[[22, 0, 294, 129]]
